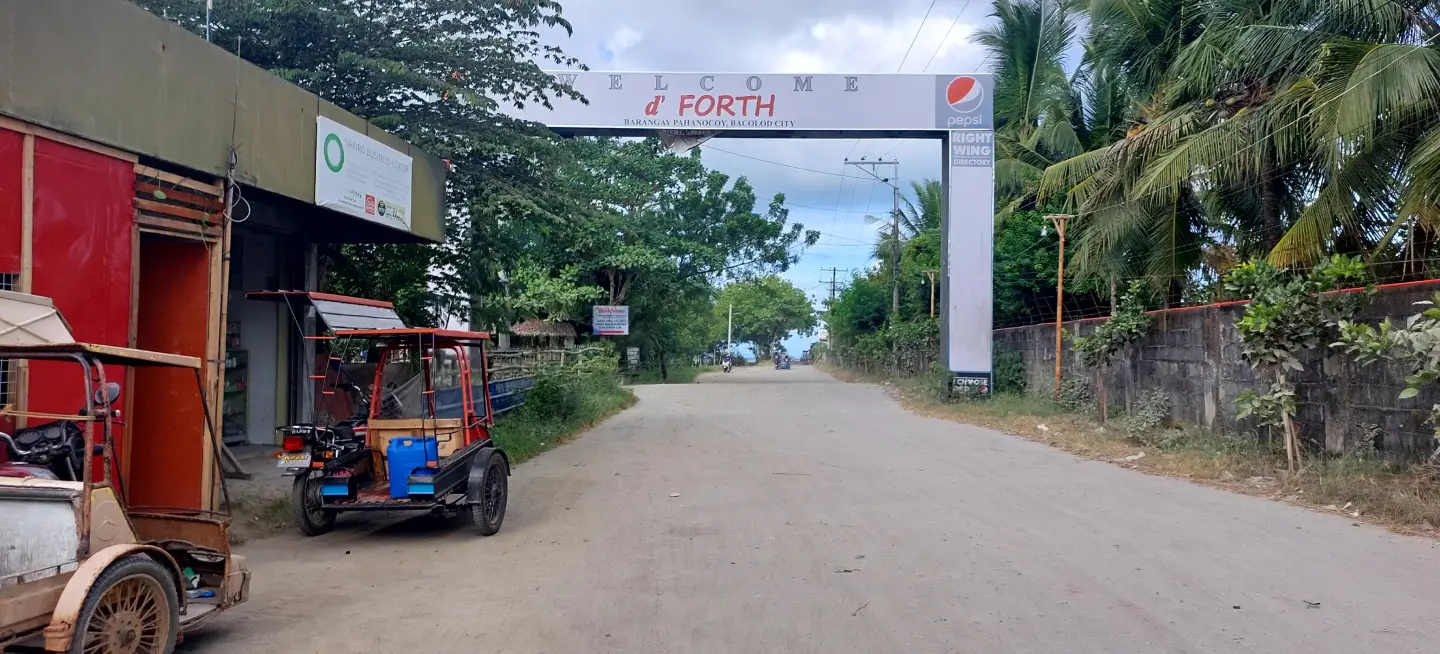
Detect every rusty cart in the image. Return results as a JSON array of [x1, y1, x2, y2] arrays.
[[281, 328, 512, 537], [0, 291, 249, 653]]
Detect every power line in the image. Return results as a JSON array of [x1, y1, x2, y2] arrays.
[[923, 0, 975, 72], [897, 0, 942, 72], [702, 145, 850, 177]]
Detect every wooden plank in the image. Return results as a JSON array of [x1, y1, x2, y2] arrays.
[[134, 213, 222, 239], [136, 226, 218, 244], [124, 223, 139, 487], [133, 197, 216, 224], [134, 182, 220, 212], [132, 164, 223, 197], [20, 135, 33, 292], [0, 115, 138, 163], [16, 134, 33, 429]]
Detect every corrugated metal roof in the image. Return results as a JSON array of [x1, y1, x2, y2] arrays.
[[510, 319, 576, 337]]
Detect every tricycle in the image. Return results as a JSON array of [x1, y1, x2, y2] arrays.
[[281, 328, 511, 537], [0, 291, 249, 653]]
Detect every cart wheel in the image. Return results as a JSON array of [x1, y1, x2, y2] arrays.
[[469, 450, 508, 536], [69, 555, 179, 654], [292, 473, 335, 537]]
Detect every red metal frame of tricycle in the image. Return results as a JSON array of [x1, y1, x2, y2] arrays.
[[334, 328, 496, 445]]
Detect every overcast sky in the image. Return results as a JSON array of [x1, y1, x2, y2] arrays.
[[543, 0, 997, 355]]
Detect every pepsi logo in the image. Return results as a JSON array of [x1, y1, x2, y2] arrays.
[[946, 76, 984, 114]]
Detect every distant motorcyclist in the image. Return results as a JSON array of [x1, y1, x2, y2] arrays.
[[722, 354, 733, 373]]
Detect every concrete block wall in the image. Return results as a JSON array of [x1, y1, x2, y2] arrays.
[[993, 281, 1440, 460]]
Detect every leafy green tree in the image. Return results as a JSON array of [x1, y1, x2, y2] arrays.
[[1226, 255, 1369, 470], [1072, 281, 1151, 422], [716, 276, 817, 360], [1336, 292, 1440, 462], [137, 0, 588, 323]]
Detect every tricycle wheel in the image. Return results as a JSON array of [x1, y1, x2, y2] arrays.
[[469, 449, 508, 536], [69, 555, 179, 654], [292, 472, 335, 537]]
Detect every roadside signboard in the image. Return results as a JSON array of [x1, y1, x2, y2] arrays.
[[315, 115, 413, 231], [593, 305, 630, 336]]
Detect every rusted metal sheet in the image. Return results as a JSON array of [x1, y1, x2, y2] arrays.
[[0, 571, 71, 646], [0, 491, 80, 586]]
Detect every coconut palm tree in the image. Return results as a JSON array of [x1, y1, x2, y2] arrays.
[[865, 179, 944, 264]]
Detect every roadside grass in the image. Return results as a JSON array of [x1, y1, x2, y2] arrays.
[[824, 364, 1440, 536], [492, 384, 636, 464], [630, 365, 715, 384]]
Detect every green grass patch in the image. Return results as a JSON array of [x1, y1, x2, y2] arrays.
[[492, 384, 636, 464]]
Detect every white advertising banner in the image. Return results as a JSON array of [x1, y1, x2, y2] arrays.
[[315, 115, 413, 231], [593, 305, 630, 336], [947, 130, 996, 384], [509, 72, 993, 132]]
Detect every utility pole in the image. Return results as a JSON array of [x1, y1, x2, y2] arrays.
[[819, 267, 841, 305], [845, 158, 901, 351], [923, 270, 938, 318], [1045, 214, 1076, 400], [727, 303, 733, 357]]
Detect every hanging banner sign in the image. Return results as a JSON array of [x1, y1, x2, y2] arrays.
[[593, 305, 630, 336], [508, 72, 993, 132], [315, 115, 413, 231]]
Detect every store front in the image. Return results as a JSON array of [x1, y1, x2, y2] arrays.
[[0, 0, 448, 509]]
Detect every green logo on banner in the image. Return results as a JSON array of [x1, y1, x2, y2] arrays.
[[323, 133, 345, 172]]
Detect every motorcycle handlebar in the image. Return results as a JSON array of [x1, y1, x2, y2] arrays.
[[0, 431, 31, 457]]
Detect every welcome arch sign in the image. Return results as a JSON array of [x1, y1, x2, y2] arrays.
[[509, 72, 995, 393]]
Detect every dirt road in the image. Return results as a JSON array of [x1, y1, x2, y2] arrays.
[[187, 366, 1440, 653]]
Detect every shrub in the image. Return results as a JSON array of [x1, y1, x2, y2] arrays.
[[518, 351, 621, 422], [993, 350, 1027, 395], [1126, 390, 1171, 444], [1056, 377, 1092, 412]]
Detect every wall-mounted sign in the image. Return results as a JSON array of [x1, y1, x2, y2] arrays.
[[508, 72, 994, 132], [593, 305, 630, 336], [315, 116, 413, 231]]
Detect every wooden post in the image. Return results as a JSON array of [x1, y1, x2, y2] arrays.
[[16, 134, 34, 428], [1046, 214, 1074, 401], [924, 269, 938, 318]]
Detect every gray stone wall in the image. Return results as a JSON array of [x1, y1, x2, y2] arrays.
[[993, 282, 1440, 460]]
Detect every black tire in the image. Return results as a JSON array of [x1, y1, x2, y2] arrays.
[[469, 450, 508, 536], [292, 472, 335, 537], [69, 555, 179, 654]]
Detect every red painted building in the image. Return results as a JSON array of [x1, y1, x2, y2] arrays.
[[0, 1, 447, 510]]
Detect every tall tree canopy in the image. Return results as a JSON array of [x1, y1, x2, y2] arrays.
[[716, 276, 818, 360], [141, 0, 819, 373]]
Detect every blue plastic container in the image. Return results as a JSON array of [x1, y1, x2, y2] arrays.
[[387, 437, 437, 499]]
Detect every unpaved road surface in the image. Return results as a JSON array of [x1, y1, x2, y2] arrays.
[[187, 366, 1440, 653]]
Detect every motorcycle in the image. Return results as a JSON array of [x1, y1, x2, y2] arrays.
[[276, 380, 402, 476], [722, 360, 733, 373], [0, 382, 120, 481]]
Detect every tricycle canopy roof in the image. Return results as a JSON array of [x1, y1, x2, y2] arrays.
[[245, 291, 406, 332], [333, 328, 492, 347], [0, 289, 76, 346], [0, 342, 203, 368]]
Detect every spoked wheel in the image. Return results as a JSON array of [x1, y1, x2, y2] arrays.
[[292, 472, 335, 536], [469, 450, 509, 536], [71, 556, 178, 654]]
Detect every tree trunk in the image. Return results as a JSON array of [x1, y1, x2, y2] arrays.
[[1277, 372, 1297, 472], [1261, 161, 1282, 252], [1097, 364, 1108, 424]]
